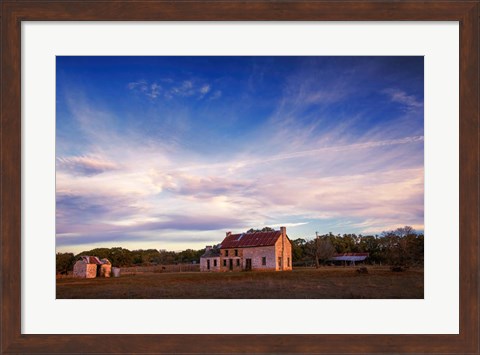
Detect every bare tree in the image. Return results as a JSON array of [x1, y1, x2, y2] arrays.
[[394, 226, 416, 238], [307, 233, 336, 268]]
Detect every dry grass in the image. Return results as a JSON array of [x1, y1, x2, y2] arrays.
[[56, 266, 423, 299]]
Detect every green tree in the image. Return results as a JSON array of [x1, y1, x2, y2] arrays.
[[357, 235, 383, 264], [176, 248, 203, 264], [291, 238, 306, 262], [158, 249, 177, 264], [379, 226, 423, 266], [246, 226, 275, 233], [56, 252, 75, 274], [108, 247, 133, 266], [76, 247, 133, 267]]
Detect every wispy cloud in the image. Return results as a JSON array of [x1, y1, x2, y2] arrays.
[[55, 112, 424, 249], [56, 155, 119, 176], [209, 90, 222, 100], [127, 80, 161, 99], [199, 84, 210, 95], [168, 135, 424, 174], [128, 79, 218, 101], [384, 88, 423, 111]]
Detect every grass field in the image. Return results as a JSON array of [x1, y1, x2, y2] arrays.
[[56, 266, 423, 299]]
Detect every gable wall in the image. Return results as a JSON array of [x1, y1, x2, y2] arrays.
[[275, 234, 293, 270], [242, 246, 276, 270], [73, 261, 97, 278]]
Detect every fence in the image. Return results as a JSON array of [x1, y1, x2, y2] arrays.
[[56, 263, 200, 278], [121, 264, 200, 274]]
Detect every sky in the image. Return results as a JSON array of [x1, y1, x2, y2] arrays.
[[56, 56, 424, 254]]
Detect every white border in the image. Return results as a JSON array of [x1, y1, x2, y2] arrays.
[[22, 22, 459, 334]]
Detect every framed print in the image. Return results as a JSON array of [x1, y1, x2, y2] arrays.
[[1, 1, 478, 354]]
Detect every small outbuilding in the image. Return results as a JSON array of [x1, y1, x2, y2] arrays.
[[329, 253, 369, 266], [73, 256, 112, 278]]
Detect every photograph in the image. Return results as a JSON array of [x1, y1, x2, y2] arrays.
[[55, 56, 424, 299]]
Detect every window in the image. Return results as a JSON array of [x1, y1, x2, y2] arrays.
[[287, 257, 290, 267], [214, 259, 217, 267], [223, 260, 226, 267], [234, 249, 238, 256], [262, 257, 266, 266], [278, 257, 282, 267], [225, 250, 229, 257], [236, 259, 240, 266]]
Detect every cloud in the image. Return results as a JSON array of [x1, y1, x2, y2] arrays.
[[149, 83, 161, 98], [127, 80, 161, 99], [250, 135, 423, 167], [209, 90, 222, 100], [56, 155, 119, 176], [384, 88, 423, 110], [161, 172, 253, 198], [199, 84, 211, 95], [56, 233, 144, 246], [56, 212, 247, 246], [127, 80, 146, 90], [128, 79, 216, 100], [169, 135, 423, 175], [303, 90, 346, 105], [56, 228, 230, 249], [56, 123, 424, 248], [268, 222, 310, 228], [139, 215, 246, 232], [170, 80, 194, 97]]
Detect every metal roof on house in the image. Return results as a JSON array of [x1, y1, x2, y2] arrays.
[[201, 248, 221, 258], [219, 231, 282, 249], [79, 256, 109, 265], [330, 253, 369, 261]]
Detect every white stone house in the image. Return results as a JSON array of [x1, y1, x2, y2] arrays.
[[73, 256, 112, 278], [200, 227, 292, 272]]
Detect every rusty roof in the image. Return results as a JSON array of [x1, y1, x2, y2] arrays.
[[220, 231, 282, 249], [79, 256, 107, 265]]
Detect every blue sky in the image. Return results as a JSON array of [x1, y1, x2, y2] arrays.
[[56, 56, 424, 253]]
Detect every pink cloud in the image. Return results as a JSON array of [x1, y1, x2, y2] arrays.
[[56, 155, 119, 176]]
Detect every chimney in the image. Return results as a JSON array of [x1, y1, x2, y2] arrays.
[[205, 245, 212, 252], [226, 231, 232, 238], [280, 227, 286, 271]]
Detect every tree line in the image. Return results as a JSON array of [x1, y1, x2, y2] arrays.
[[292, 226, 424, 267], [56, 226, 423, 274]]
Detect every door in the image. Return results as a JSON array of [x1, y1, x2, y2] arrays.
[[207, 259, 210, 270], [245, 258, 252, 271], [229, 259, 233, 271]]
